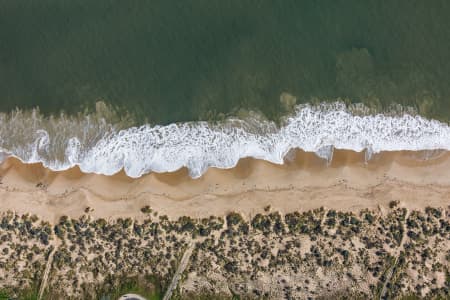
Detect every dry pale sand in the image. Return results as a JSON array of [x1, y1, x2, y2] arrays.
[[0, 150, 449, 223]]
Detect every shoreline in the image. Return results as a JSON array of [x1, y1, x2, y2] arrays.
[[1, 149, 449, 223]]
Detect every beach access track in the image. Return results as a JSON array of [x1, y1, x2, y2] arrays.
[[163, 241, 195, 300]]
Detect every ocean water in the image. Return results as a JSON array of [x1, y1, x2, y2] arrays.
[[1, 1, 450, 177]]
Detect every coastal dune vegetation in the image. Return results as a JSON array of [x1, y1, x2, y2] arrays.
[[0, 204, 448, 299]]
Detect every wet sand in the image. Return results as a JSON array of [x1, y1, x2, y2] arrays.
[[0, 150, 449, 223]]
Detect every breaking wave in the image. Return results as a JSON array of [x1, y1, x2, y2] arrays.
[[0, 102, 449, 178]]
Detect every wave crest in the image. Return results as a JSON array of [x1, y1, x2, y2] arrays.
[[1, 102, 449, 178]]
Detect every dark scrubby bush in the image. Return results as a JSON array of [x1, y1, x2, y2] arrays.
[[251, 214, 272, 233], [226, 212, 243, 227]]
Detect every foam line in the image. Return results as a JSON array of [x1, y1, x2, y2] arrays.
[[1, 103, 449, 178]]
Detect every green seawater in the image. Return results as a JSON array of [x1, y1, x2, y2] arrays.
[[1, 1, 450, 124]]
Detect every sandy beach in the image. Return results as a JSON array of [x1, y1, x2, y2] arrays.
[[1, 149, 449, 223]]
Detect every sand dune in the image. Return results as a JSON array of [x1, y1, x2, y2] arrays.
[[0, 150, 449, 223]]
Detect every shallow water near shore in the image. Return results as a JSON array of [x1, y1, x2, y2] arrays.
[[2, 1, 450, 122], [2, 2, 450, 178]]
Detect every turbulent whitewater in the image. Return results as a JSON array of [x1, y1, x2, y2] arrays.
[[0, 102, 449, 178]]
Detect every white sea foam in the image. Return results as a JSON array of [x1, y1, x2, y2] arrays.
[[0, 102, 449, 178]]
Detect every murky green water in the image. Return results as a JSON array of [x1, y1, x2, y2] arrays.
[[1, 1, 450, 123]]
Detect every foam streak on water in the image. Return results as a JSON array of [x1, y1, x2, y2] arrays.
[[0, 103, 449, 178]]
